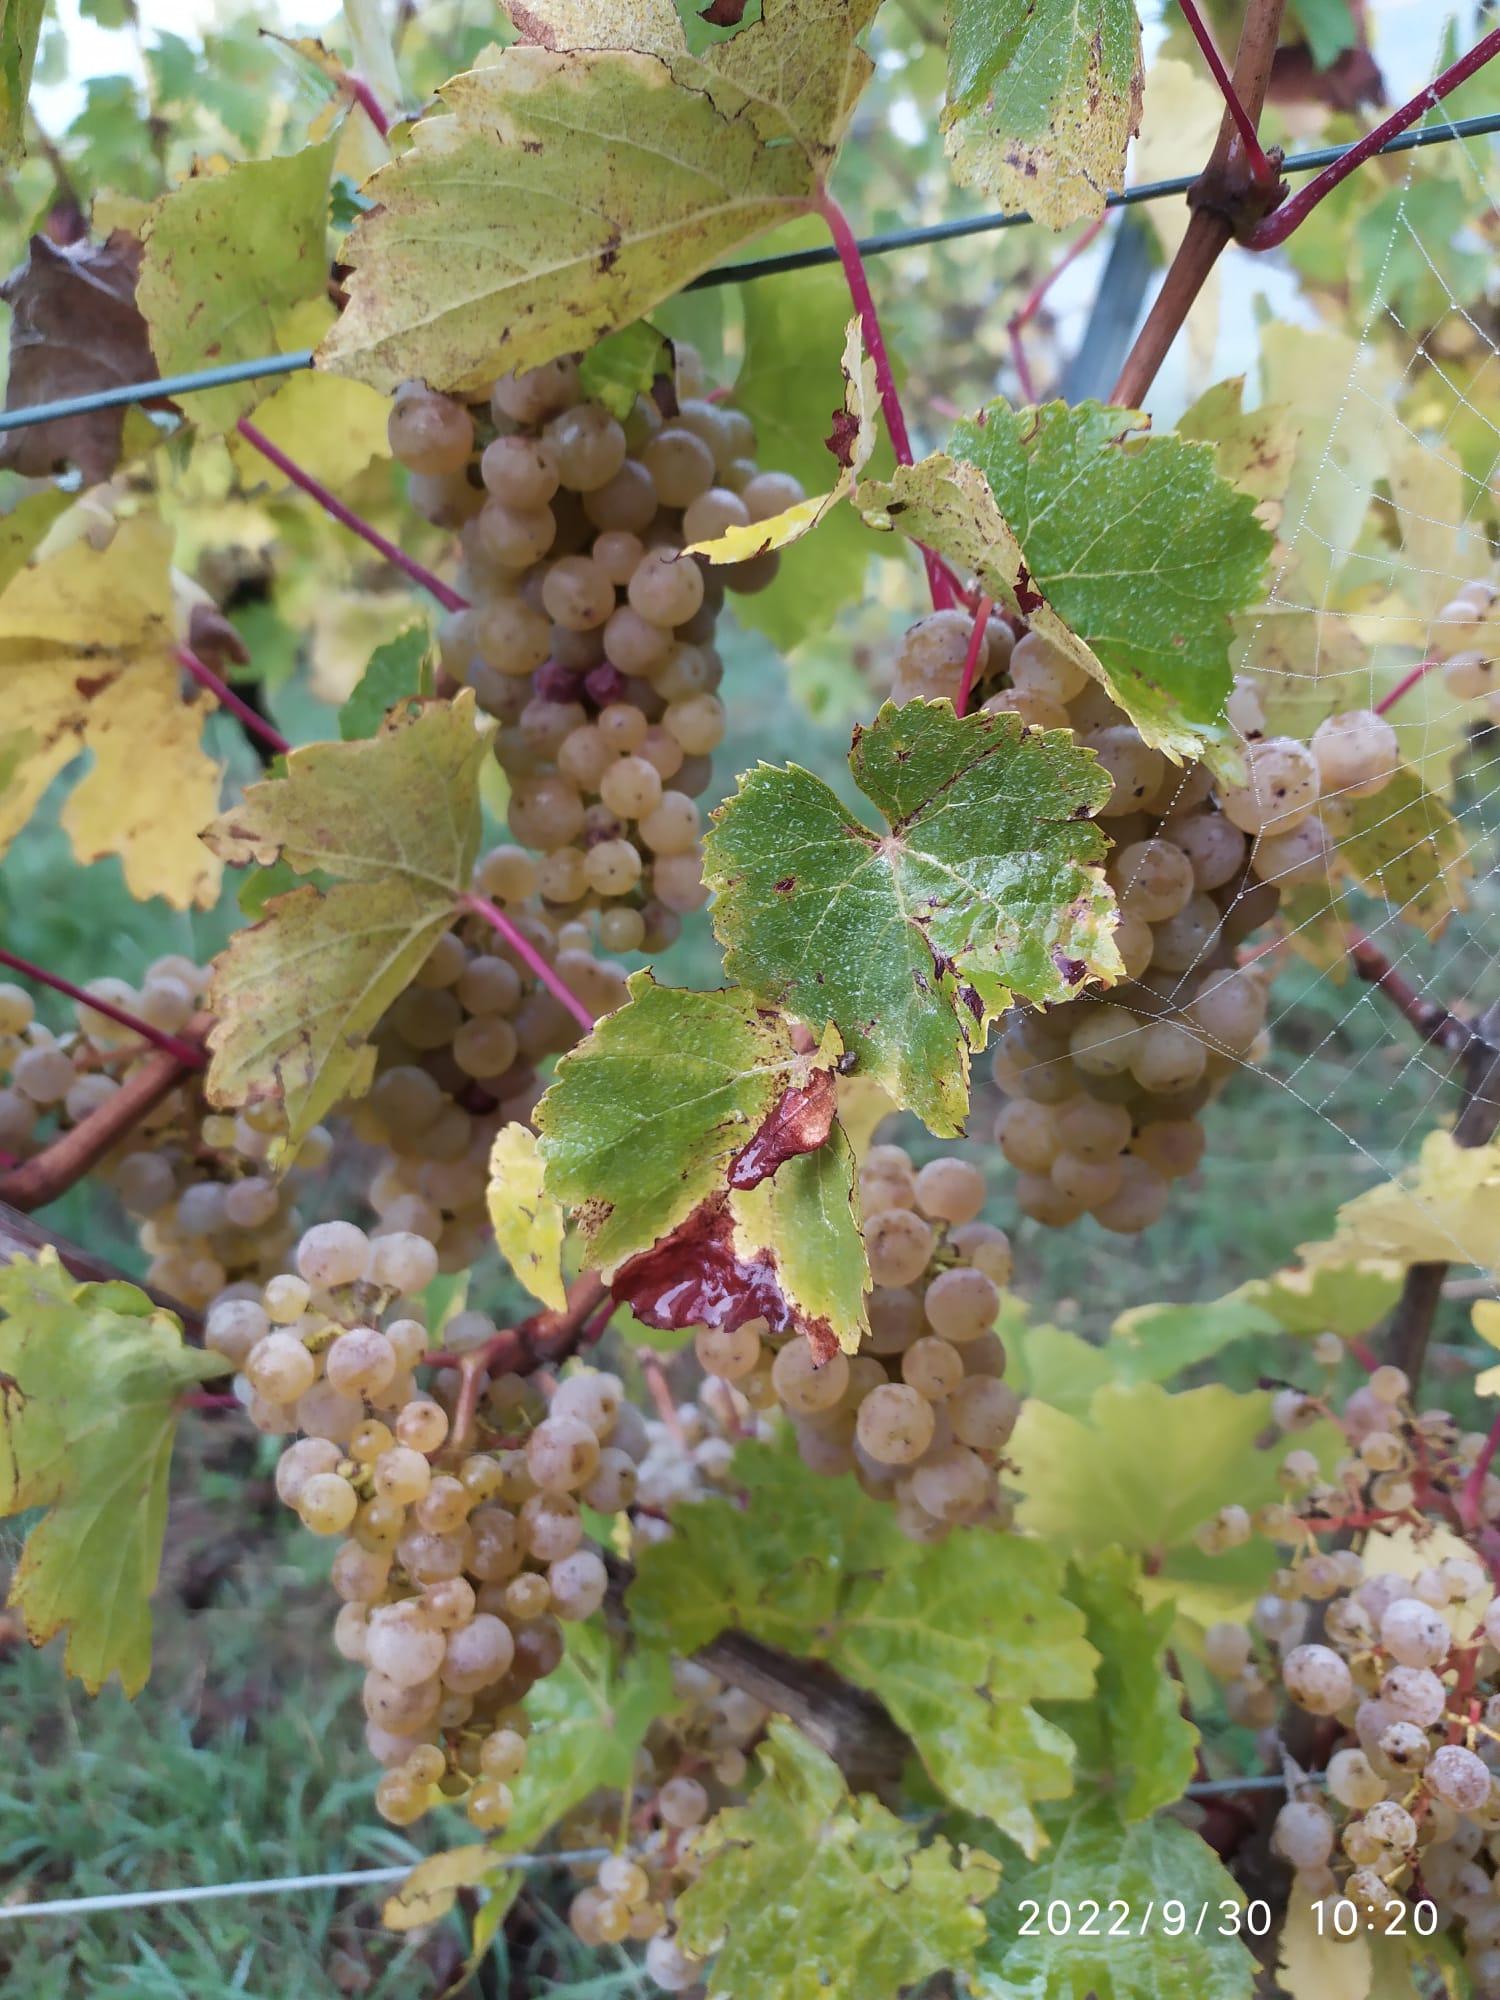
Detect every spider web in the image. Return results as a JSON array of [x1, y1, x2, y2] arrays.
[[1145, 89, 1500, 1283]]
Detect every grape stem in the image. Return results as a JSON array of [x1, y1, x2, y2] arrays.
[[1348, 932, 1472, 1054], [0, 1022, 208, 1213], [176, 645, 291, 755], [955, 594, 994, 716], [0, 945, 206, 1068], [640, 1349, 687, 1444], [1175, 0, 1278, 186], [428, 1271, 610, 1449], [343, 72, 391, 139], [459, 894, 595, 1034], [1373, 656, 1441, 718], [1246, 25, 1500, 249], [815, 190, 956, 613], [1462, 1416, 1500, 1531], [235, 419, 470, 614]]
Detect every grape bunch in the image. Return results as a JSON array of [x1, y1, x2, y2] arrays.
[[887, 607, 1411, 1234], [207, 1219, 646, 1835], [0, 965, 328, 1308], [350, 859, 629, 1273], [560, 1657, 773, 1985], [1196, 1358, 1500, 1987], [388, 342, 802, 955], [688, 1145, 1020, 1544]]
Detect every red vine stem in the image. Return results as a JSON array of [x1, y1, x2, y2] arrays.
[[1348, 931, 1472, 1053], [956, 595, 994, 715], [815, 191, 955, 613], [1176, 0, 1277, 184], [236, 419, 470, 614], [344, 73, 391, 138], [1461, 1411, 1500, 1530], [0, 946, 205, 1067], [175, 645, 290, 755], [460, 893, 595, 1034], [1374, 656, 1441, 717], [1248, 25, 1500, 248]]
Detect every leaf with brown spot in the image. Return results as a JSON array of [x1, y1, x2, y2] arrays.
[[0, 232, 157, 483]]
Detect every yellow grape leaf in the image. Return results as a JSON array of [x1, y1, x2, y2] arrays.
[[1297, 1130, 1500, 1281], [324, 0, 885, 391], [1276, 1891, 1372, 2000], [322, 50, 813, 394], [137, 138, 339, 434], [688, 317, 875, 563], [1472, 1300, 1500, 1397], [834, 1073, 897, 1159], [0, 513, 223, 909], [0, 1251, 228, 1696], [383, 1847, 519, 1931], [1178, 376, 1299, 513], [203, 692, 492, 1153], [488, 1123, 567, 1311], [1359, 1523, 1492, 1640], [230, 359, 392, 492]]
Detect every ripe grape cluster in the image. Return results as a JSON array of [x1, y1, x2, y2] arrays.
[[350, 865, 629, 1273], [1196, 1357, 1500, 1985], [389, 344, 801, 957], [690, 1145, 1020, 1544], [207, 1219, 644, 1836], [888, 608, 1411, 1233], [558, 1658, 772, 1984], [0, 965, 328, 1306]]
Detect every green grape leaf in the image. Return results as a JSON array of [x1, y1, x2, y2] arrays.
[[202, 692, 491, 1155], [968, 1794, 1256, 1999], [1108, 1293, 1280, 1384], [534, 975, 841, 1276], [501, 1622, 678, 1850], [1241, 1260, 1404, 1339], [337, 626, 430, 741], [1288, 0, 1360, 67], [1319, 761, 1472, 929], [577, 320, 669, 418], [1051, 1551, 1196, 1820], [676, 1720, 1000, 1999], [0, 0, 44, 158], [0, 512, 223, 910], [949, 402, 1274, 757], [321, 35, 823, 393], [705, 699, 1120, 1136], [1011, 1382, 1344, 1638], [942, 0, 1143, 228], [487, 1123, 567, 1311], [727, 1121, 869, 1353], [0, 1250, 228, 1696], [137, 136, 338, 434], [854, 455, 1106, 707], [630, 1442, 1097, 1853]]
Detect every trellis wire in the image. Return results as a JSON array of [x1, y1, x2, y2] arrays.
[[0, 1848, 611, 1921], [2, 109, 1498, 441]]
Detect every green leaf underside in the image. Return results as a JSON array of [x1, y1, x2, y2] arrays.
[[729, 1121, 870, 1351], [202, 693, 490, 1151], [969, 1794, 1256, 2000], [0, 1251, 226, 1695], [487, 1124, 568, 1311], [137, 137, 338, 433], [0, 0, 45, 159], [1053, 1551, 1197, 1821], [677, 1721, 999, 2000], [629, 1442, 1097, 1854], [534, 975, 840, 1276], [338, 625, 430, 740], [501, 1622, 677, 1851], [943, 0, 1143, 228], [949, 402, 1274, 756], [705, 700, 1119, 1136]]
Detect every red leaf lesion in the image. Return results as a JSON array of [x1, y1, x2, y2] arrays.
[[726, 1066, 836, 1192]]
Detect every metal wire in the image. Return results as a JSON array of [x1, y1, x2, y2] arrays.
[[0, 109, 1497, 441], [0, 1848, 611, 1921]]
